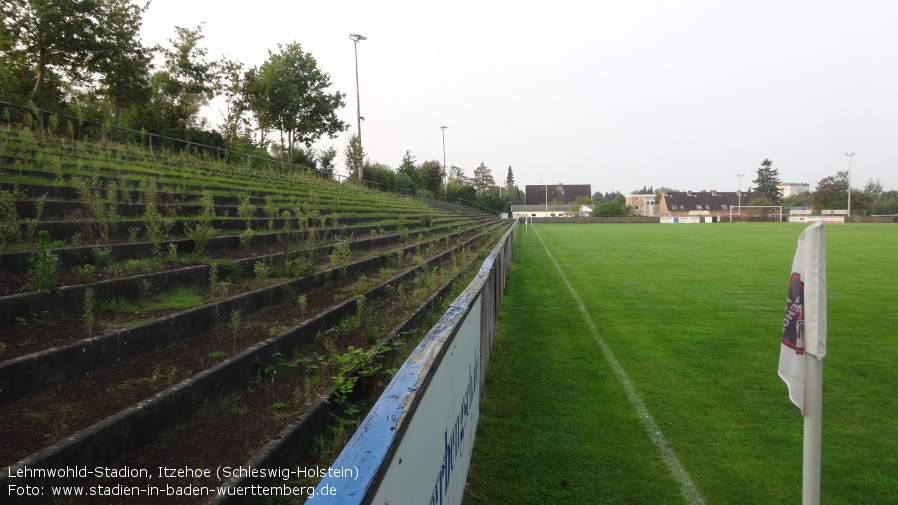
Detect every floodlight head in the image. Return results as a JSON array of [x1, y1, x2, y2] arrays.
[[350, 33, 367, 42], [359, 116, 365, 121], [441, 126, 448, 130]]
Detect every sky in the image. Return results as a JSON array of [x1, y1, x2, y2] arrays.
[[140, 0, 898, 194]]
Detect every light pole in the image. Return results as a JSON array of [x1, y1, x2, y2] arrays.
[[845, 152, 854, 216], [441, 126, 448, 201], [737, 173, 744, 219], [349, 33, 366, 180]]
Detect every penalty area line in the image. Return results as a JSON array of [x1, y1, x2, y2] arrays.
[[533, 227, 706, 505]]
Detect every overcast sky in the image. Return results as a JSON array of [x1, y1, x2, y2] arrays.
[[140, 0, 898, 194]]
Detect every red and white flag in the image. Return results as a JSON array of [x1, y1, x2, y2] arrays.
[[779, 221, 827, 415]]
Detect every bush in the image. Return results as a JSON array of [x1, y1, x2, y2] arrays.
[[592, 202, 629, 217]]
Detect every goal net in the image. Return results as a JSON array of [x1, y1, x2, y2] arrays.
[[728, 205, 784, 222]]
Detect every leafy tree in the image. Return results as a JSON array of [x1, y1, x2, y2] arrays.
[[449, 165, 466, 182], [1, 0, 106, 106], [397, 150, 417, 184], [247, 42, 346, 164], [477, 193, 507, 214], [317, 146, 337, 180], [593, 202, 629, 217], [217, 58, 251, 145], [630, 185, 654, 195], [95, 0, 151, 126], [810, 171, 848, 211], [871, 191, 898, 215], [417, 160, 445, 194], [783, 192, 811, 209], [449, 180, 477, 203], [863, 178, 884, 198], [752, 159, 783, 204], [344, 134, 364, 180], [136, 24, 219, 138], [472, 162, 495, 195], [746, 197, 772, 206]]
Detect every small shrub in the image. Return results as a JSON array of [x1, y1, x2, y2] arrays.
[[92, 246, 113, 266], [0, 188, 21, 246], [71, 264, 96, 283], [184, 192, 216, 256], [253, 261, 270, 281], [23, 231, 62, 294]]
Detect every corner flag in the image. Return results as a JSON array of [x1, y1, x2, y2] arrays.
[[778, 221, 827, 505], [779, 221, 827, 413]]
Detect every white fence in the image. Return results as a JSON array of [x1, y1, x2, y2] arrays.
[[311, 222, 517, 504]]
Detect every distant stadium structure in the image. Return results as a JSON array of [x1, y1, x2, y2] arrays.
[[525, 184, 591, 205]]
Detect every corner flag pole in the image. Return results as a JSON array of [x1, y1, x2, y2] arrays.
[[779, 221, 826, 505], [803, 353, 823, 505]]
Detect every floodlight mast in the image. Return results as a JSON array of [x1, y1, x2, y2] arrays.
[[845, 153, 854, 216], [350, 33, 366, 181], [441, 126, 448, 202]]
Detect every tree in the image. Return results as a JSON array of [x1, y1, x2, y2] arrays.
[[752, 159, 783, 204], [397, 150, 417, 184], [139, 24, 219, 137], [96, 0, 152, 126], [472, 162, 495, 196], [344, 134, 364, 180], [449, 165, 466, 182], [317, 146, 337, 180], [217, 58, 251, 145], [1, 0, 106, 105], [810, 171, 848, 211], [417, 160, 445, 194], [504, 166, 515, 194], [246, 42, 346, 164], [783, 192, 811, 209], [593, 202, 629, 217]]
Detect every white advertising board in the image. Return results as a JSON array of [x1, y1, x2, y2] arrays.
[[661, 216, 701, 224], [789, 216, 845, 223]]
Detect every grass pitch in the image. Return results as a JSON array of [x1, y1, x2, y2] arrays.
[[464, 223, 898, 505]]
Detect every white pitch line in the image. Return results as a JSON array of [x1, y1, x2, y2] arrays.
[[533, 227, 706, 505]]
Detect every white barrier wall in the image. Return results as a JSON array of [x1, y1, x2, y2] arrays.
[[311, 222, 516, 505]]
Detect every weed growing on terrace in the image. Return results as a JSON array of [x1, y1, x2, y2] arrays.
[[329, 240, 352, 276], [296, 294, 308, 316], [71, 264, 96, 283], [0, 188, 20, 246], [263, 195, 278, 230], [184, 191, 216, 256], [71, 176, 117, 242], [23, 194, 46, 243], [140, 180, 172, 257], [23, 230, 62, 293]]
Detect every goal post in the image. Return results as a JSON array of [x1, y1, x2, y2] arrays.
[[728, 205, 784, 222]]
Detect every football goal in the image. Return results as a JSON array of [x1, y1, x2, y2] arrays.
[[728, 205, 784, 222]]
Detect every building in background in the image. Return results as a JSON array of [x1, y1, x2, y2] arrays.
[[777, 182, 811, 197], [525, 183, 591, 205], [659, 190, 766, 221], [625, 194, 657, 216]]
